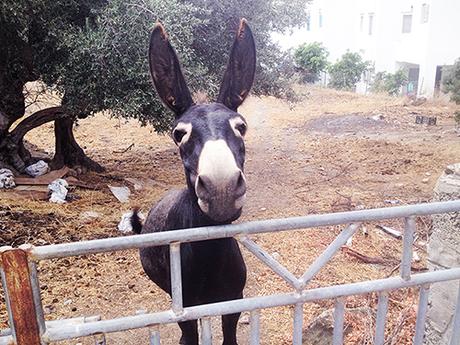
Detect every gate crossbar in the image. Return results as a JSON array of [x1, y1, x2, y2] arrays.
[[29, 200, 460, 260], [41, 268, 460, 341]]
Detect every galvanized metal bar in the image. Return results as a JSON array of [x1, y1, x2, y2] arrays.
[[249, 310, 260, 345], [30, 200, 460, 260], [374, 292, 389, 345], [300, 223, 360, 286], [200, 317, 212, 345], [332, 298, 345, 345], [169, 243, 183, 314], [292, 303, 303, 345], [401, 217, 415, 280], [413, 284, 430, 345], [449, 281, 460, 345], [43, 268, 460, 341], [28, 260, 46, 339], [239, 237, 301, 289], [0, 250, 15, 343], [1, 248, 42, 345], [149, 325, 160, 345], [0, 335, 13, 345], [0, 315, 101, 336]]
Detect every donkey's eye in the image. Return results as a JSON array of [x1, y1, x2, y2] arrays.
[[235, 123, 247, 137], [173, 129, 187, 144], [172, 122, 192, 145]]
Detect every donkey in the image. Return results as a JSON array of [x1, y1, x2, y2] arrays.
[[131, 19, 256, 345]]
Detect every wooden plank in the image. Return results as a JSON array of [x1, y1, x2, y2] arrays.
[[14, 166, 70, 186], [1, 249, 41, 345]]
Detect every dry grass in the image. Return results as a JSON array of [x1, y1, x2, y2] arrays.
[[1, 85, 459, 344]]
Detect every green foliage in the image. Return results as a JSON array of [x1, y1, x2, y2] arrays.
[[442, 58, 460, 104], [294, 42, 329, 83], [2, 0, 310, 133], [371, 69, 408, 96], [328, 51, 370, 91], [454, 111, 460, 126]]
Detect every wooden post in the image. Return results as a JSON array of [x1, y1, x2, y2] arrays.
[[1, 248, 42, 345]]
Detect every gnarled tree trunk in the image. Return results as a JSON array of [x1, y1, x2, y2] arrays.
[[0, 107, 104, 174], [50, 117, 104, 172]]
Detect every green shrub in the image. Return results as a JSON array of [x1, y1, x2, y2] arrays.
[[294, 42, 329, 83], [328, 51, 370, 90], [442, 58, 460, 104], [371, 69, 408, 96]]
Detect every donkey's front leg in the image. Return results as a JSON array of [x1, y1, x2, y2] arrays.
[[222, 312, 241, 345], [178, 320, 198, 345]]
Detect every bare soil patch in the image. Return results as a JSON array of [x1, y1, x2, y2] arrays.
[[1, 85, 459, 344]]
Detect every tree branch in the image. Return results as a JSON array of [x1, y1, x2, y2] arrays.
[[9, 106, 67, 143]]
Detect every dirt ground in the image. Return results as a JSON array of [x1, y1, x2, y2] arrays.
[[1, 85, 459, 344]]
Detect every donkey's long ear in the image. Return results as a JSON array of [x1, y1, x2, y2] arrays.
[[149, 23, 193, 118], [217, 19, 256, 111]]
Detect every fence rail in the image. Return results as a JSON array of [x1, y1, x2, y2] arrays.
[[1, 199, 460, 345]]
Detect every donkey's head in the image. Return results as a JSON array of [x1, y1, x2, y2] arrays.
[[149, 19, 256, 223]]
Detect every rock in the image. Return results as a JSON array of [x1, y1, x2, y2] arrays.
[[302, 309, 334, 345], [302, 307, 370, 345], [0, 168, 15, 189], [371, 114, 384, 121], [445, 163, 460, 175], [238, 313, 250, 325], [117, 211, 146, 233], [25, 160, 50, 177], [425, 163, 460, 345], [79, 211, 101, 223], [108, 185, 131, 203], [48, 179, 69, 204], [422, 178, 429, 183], [63, 299, 72, 305]]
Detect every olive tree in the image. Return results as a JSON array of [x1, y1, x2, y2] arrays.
[[0, 0, 310, 173]]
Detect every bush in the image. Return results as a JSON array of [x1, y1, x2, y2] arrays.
[[328, 51, 370, 90], [442, 58, 460, 104], [294, 42, 329, 83], [371, 69, 408, 96]]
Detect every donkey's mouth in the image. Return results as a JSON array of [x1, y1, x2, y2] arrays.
[[198, 193, 246, 223]]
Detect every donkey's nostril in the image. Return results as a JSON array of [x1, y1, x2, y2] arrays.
[[234, 171, 247, 197], [196, 175, 213, 198]]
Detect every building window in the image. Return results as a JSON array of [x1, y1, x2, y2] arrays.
[[319, 10, 323, 28], [421, 3, 429, 23], [368, 13, 374, 35], [306, 13, 311, 31], [402, 14, 412, 33], [360, 14, 364, 32]]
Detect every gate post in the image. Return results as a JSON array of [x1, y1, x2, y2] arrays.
[[425, 163, 460, 345], [0, 247, 42, 345]]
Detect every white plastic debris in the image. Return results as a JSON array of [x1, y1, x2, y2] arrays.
[[25, 160, 50, 177], [0, 168, 15, 189], [413, 251, 421, 263], [48, 178, 69, 204], [346, 236, 353, 247], [117, 211, 145, 233], [108, 185, 131, 203]]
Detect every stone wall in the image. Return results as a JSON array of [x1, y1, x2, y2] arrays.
[[425, 163, 460, 344]]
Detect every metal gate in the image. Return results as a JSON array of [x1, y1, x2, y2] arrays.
[[1, 200, 460, 345]]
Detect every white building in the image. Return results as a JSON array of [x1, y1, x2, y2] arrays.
[[273, 0, 460, 97]]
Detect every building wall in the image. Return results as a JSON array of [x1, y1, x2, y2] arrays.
[[273, 0, 460, 97]]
